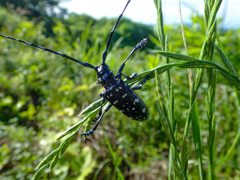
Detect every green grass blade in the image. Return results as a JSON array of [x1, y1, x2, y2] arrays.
[[168, 144, 174, 179], [78, 99, 102, 116], [36, 149, 59, 170], [180, 136, 189, 176], [215, 44, 240, 78], [155, 70, 187, 179], [56, 120, 84, 140], [207, 0, 223, 32], [58, 132, 75, 157], [153, 50, 199, 61], [104, 135, 124, 180], [57, 108, 99, 140], [154, 0, 165, 49], [152, 52, 240, 90], [216, 130, 240, 167], [191, 103, 204, 180], [208, 116, 216, 180], [92, 159, 111, 180], [32, 164, 47, 180], [49, 154, 59, 170]]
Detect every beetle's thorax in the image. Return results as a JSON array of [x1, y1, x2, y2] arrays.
[[95, 63, 115, 88]]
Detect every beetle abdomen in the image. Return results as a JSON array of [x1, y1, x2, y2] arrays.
[[101, 79, 149, 121]]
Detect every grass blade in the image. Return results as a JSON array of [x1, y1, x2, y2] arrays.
[[36, 149, 59, 170], [32, 164, 47, 180], [191, 103, 204, 180], [215, 44, 239, 79], [216, 130, 240, 167]]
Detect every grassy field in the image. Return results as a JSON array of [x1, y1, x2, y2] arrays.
[[0, 0, 239, 179]]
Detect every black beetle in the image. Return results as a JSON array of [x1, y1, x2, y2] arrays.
[[0, 0, 151, 136]]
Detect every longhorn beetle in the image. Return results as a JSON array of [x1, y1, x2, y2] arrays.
[[0, 0, 152, 136]]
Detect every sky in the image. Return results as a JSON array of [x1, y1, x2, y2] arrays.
[[60, 0, 239, 29]]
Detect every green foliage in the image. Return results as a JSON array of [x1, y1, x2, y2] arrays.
[[0, 0, 66, 36], [0, 0, 240, 179], [153, 0, 239, 180]]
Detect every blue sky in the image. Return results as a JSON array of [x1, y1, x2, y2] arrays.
[[60, 0, 239, 29]]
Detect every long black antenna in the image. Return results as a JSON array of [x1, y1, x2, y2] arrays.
[[0, 35, 96, 69], [102, 0, 131, 63]]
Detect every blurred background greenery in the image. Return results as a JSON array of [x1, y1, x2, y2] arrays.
[[0, 0, 239, 179]]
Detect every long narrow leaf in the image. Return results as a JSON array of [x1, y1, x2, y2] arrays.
[[191, 104, 204, 180], [215, 44, 239, 78], [57, 108, 99, 140], [36, 149, 59, 170]]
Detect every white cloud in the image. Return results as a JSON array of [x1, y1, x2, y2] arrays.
[[60, 0, 239, 28]]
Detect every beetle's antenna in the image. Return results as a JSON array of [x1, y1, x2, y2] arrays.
[[102, 0, 130, 63], [0, 35, 96, 69], [116, 38, 148, 78]]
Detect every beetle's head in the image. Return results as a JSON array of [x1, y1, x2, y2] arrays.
[[95, 63, 115, 86]]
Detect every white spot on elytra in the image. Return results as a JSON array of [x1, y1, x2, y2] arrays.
[[134, 99, 140, 103], [142, 108, 146, 113], [119, 86, 122, 89], [113, 100, 118, 104], [132, 108, 135, 110], [115, 88, 119, 92], [110, 93, 113, 97], [122, 93, 127, 98]]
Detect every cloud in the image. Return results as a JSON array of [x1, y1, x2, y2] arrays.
[[60, 0, 239, 28]]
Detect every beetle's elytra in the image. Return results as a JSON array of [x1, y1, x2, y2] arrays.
[[100, 73, 149, 121], [0, 0, 151, 136]]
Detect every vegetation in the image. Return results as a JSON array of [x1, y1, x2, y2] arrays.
[[0, 0, 239, 179]]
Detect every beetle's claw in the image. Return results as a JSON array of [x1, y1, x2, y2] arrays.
[[81, 130, 94, 136]]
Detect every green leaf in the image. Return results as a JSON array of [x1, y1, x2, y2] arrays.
[[56, 120, 84, 140], [150, 51, 240, 90], [191, 104, 204, 180], [49, 153, 59, 170], [172, 157, 183, 179], [181, 136, 189, 175], [215, 44, 239, 78], [36, 149, 58, 170], [78, 99, 102, 116], [59, 133, 75, 157], [216, 130, 240, 167], [32, 164, 47, 180], [57, 108, 100, 140], [153, 50, 199, 62]]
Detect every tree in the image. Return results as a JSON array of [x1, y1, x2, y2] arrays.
[[0, 0, 67, 36], [0, 0, 63, 19]]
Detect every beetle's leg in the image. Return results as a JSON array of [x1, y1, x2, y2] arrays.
[[122, 73, 137, 80], [92, 98, 106, 125], [116, 38, 147, 79], [81, 103, 112, 136], [131, 74, 153, 91], [102, 0, 130, 63]]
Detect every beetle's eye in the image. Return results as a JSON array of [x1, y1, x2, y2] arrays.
[[102, 73, 109, 80]]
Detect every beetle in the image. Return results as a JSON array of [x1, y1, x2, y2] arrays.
[[0, 0, 151, 136]]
